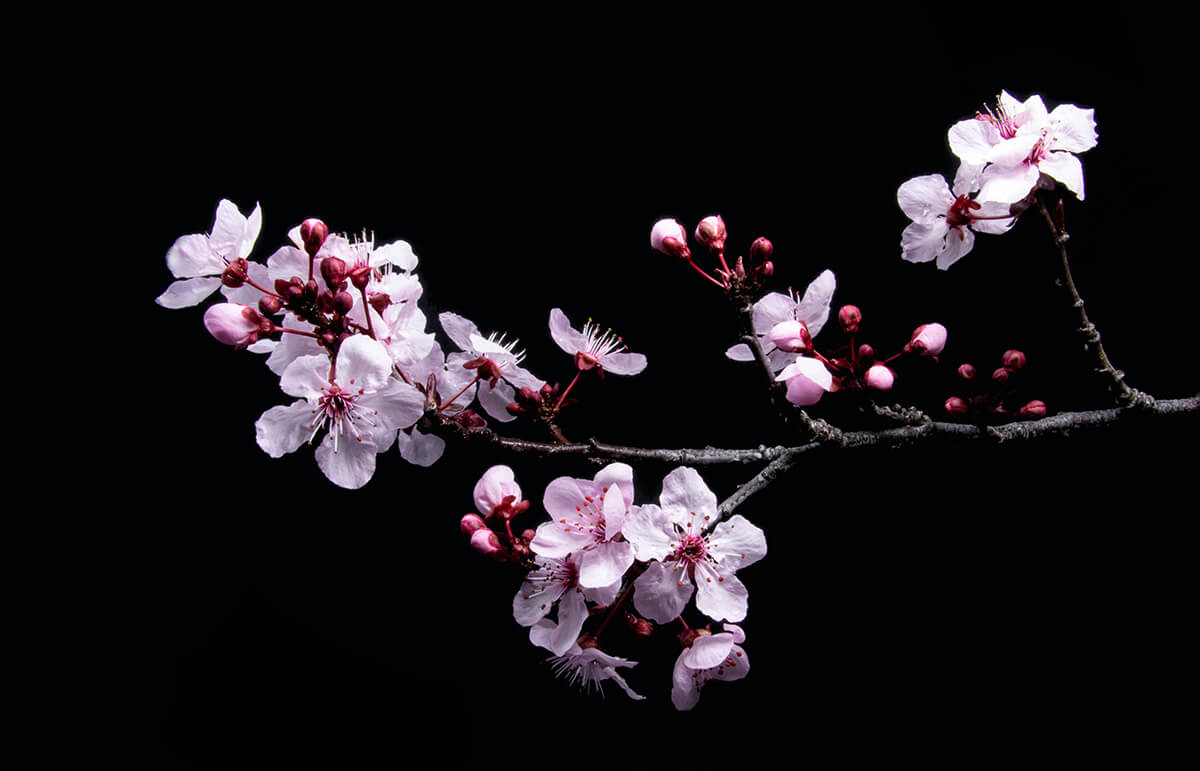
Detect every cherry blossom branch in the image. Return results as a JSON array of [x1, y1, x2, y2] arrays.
[[1036, 197, 1148, 407]]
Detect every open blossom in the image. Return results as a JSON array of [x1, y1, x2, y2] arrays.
[[439, 312, 545, 422], [948, 90, 1098, 203], [530, 620, 645, 700], [530, 463, 637, 589], [725, 270, 835, 371], [514, 553, 621, 656], [898, 173, 1015, 270], [254, 335, 426, 489], [157, 199, 264, 309], [549, 308, 647, 375], [672, 624, 750, 711], [621, 467, 767, 624]]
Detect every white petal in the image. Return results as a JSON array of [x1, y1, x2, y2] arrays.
[[599, 351, 647, 376], [578, 541, 634, 589], [947, 120, 998, 165], [1046, 104, 1097, 153], [632, 560, 693, 624], [208, 199, 249, 257], [671, 654, 702, 711], [396, 428, 446, 467], [477, 379, 517, 422], [279, 353, 331, 400], [335, 335, 393, 393], [936, 226, 975, 270], [548, 308, 587, 355], [977, 163, 1041, 205], [266, 244, 310, 284], [362, 381, 426, 430], [255, 401, 315, 458], [438, 311, 481, 352], [952, 161, 986, 196], [684, 631, 737, 669], [372, 239, 419, 272], [694, 562, 749, 623], [897, 173, 954, 222], [900, 221, 945, 265], [155, 276, 222, 308], [593, 462, 635, 511], [165, 233, 223, 278], [795, 269, 836, 337], [708, 514, 767, 570], [314, 430, 378, 489], [659, 466, 718, 531], [620, 504, 675, 562], [548, 588, 589, 655], [751, 292, 796, 333], [513, 571, 568, 627], [725, 343, 754, 362], [530, 516, 593, 560], [1038, 151, 1086, 200]]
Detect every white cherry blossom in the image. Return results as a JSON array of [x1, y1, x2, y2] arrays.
[[157, 199, 263, 309], [671, 624, 750, 711], [513, 553, 621, 656], [725, 269, 835, 371], [530, 463, 637, 589], [254, 335, 425, 489], [621, 467, 767, 624], [439, 311, 545, 422], [549, 308, 647, 376], [897, 173, 1015, 270]]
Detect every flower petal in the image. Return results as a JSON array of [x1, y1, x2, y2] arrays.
[[599, 351, 647, 376], [659, 466, 718, 531], [255, 401, 315, 458], [578, 541, 634, 589], [165, 233, 223, 278], [794, 269, 836, 337], [395, 428, 446, 467], [335, 335, 393, 393], [314, 430, 379, 490], [897, 173, 954, 222], [548, 308, 587, 355], [155, 276, 222, 308], [632, 560, 693, 624], [707, 514, 767, 570], [694, 562, 749, 623], [620, 504, 675, 562]]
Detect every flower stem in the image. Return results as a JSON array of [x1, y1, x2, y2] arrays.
[[554, 370, 583, 413], [438, 374, 481, 412], [593, 563, 646, 639], [687, 259, 728, 289]]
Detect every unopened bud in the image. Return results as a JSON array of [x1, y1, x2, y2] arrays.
[[299, 218, 329, 257], [459, 513, 487, 536], [767, 319, 812, 353], [749, 237, 773, 265], [625, 613, 654, 637], [506, 401, 526, 416], [991, 367, 1010, 384], [333, 291, 355, 315], [258, 295, 283, 315], [944, 396, 969, 414], [694, 215, 727, 253], [220, 258, 249, 288], [757, 260, 774, 278], [1001, 349, 1026, 370], [857, 344, 875, 364], [838, 304, 862, 335], [368, 292, 391, 316], [320, 255, 347, 288], [957, 363, 977, 381], [203, 303, 265, 348], [906, 322, 947, 357], [650, 218, 691, 259], [469, 527, 502, 556], [864, 363, 894, 391], [1018, 399, 1047, 417], [348, 264, 373, 291]]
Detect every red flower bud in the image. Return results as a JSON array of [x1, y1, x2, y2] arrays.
[[459, 513, 487, 536], [837, 304, 862, 335], [299, 218, 329, 257], [957, 363, 977, 381], [1001, 349, 1026, 370], [320, 255, 347, 288], [749, 237, 773, 265], [944, 396, 969, 415], [1018, 400, 1047, 417]]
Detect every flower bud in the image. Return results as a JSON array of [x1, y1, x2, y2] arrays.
[[320, 255, 347, 288], [1018, 399, 1047, 417], [864, 363, 894, 391], [767, 319, 812, 353], [694, 215, 727, 253], [756, 260, 774, 278], [348, 263, 373, 291], [748, 237, 773, 266], [474, 465, 521, 519], [203, 303, 265, 347], [469, 527, 502, 556], [459, 513, 487, 536], [299, 218, 329, 257], [991, 367, 1010, 384], [856, 344, 875, 364], [650, 218, 691, 259], [258, 295, 283, 316], [1001, 349, 1026, 370], [837, 304, 861, 335], [625, 613, 654, 637], [220, 258, 249, 288], [906, 323, 947, 357], [333, 291, 355, 315], [957, 363, 977, 381], [775, 356, 834, 407], [944, 396, 969, 414]]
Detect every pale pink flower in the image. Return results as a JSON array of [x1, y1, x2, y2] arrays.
[[157, 199, 263, 309], [254, 335, 426, 489], [439, 311, 546, 422], [203, 303, 265, 347], [621, 467, 767, 624], [514, 553, 621, 656], [650, 218, 690, 258], [864, 363, 895, 391], [530, 620, 645, 700], [897, 173, 1015, 270], [671, 624, 750, 711], [725, 270, 835, 371], [907, 322, 948, 357], [530, 463, 638, 589], [774, 356, 834, 407], [549, 308, 647, 375]]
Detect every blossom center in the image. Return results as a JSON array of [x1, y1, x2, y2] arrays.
[[311, 382, 376, 453], [977, 100, 1019, 139], [671, 533, 709, 566], [559, 487, 610, 542], [945, 195, 982, 229], [581, 318, 628, 361]]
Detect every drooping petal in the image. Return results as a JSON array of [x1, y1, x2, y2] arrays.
[[477, 379, 517, 422], [314, 430, 378, 490], [795, 269, 836, 337], [724, 343, 754, 362], [683, 631, 737, 669], [659, 466, 718, 531], [548, 308, 588, 355], [513, 567, 570, 627], [671, 653, 703, 711], [707, 514, 767, 571], [1037, 151, 1086, 200], [775, 356, 833, 406], [578, 540, 634, 589], [395, 428, 446, 467], [936, 226, 976, 271], [255, 401, 316, 458], [165, 233, 223, 278], [548, 588, 589, 656], [897, 173, 955, 222], [155, 276, 222, 308], [693, 562, 749, 623], [632, 560, 694, 624], [900, 220, 947, 265], [598, 351, 647, 376]]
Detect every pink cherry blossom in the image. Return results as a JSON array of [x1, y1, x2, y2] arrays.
[[897, 173, 1014, 270], [548, 308, 647, 376], [157, 199, 264, 309], [621, 467, 767, 624], [530, 462, 638, 589], [907, 322, 948, 356], [530, 620, 646, 700], [671, 624, 750, 711], [774, 356, 834, 407], [650, 217, 690, 258], [254, 335, 426, 489], [725, 269, 835, 371], [513, 553, 621, 656]]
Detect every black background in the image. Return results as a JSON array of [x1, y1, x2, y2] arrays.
[[56, 5, 1199, 769]]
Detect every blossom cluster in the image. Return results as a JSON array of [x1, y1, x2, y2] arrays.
[[460, 462, 765, 709], [156, 201, 647, 489], [898, 90, 1098, 269]]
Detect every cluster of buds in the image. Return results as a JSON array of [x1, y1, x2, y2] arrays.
[[945, 349, 1046, 418], [459, 465, 534, 563], [652, 215, 773, 292], [506, 381, 577, 418]]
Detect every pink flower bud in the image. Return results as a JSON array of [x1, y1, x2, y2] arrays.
[[838, 304, 861, 334], [856, 343, 875, 364], [906, 323, 947, 356], [694, 215, 727, 253], [957, 363, 977, 381], [944, 396, 969, 414], [320, 255, 347, 288], [650, 218, 691, 259], [203, 303, 265, 347], [749, 237, 773, 265], [473, 465, 521, 519], [300, 218, 329, 257], [1018, 399, 1047, 417], [469, 528, 502, 556], [1001, 349, 1026, 370], [258, 295, 283, 316], [767, 320, 812, 353], [459, 513, 487, 536], [775, 357, 833, 407], [991, 367, 1010, 384], [864, 364, 894, 391]]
